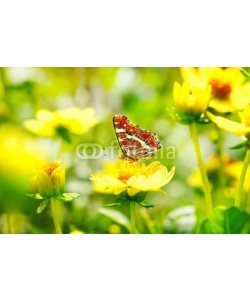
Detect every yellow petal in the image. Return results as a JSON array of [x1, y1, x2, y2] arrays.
[[182, 82, 191, 98], [50, 166, 65, 195], [173, 81, 192, 111], [36, 110, 55, 122], [146, 161, 162, 174], [56, 107, 79, 119], [180, 68, 197, 84], [231, 83, 250, 111], [238, 106, 250, 126], [37, 170, 51, 196], [180, 67, 211, 88], [23, 120, 43, 134], [113, 187, 128, 195], [127, 175, 148, 191], [90, 173, 127, 194], [127, 166, 175, 191], [90, 173, 125, 187], [209, 99, 235, 113], [23, 119, 55, 136], [146, 166, 175, 189], [206, 111, 249, 136], [192, 85, 211, 111], [127, 188, 140, 196], [58, 107, 99, 135]]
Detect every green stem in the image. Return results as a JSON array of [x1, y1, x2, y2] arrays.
[[129, 201, 136, 234], [246, 180, 250, 214], [235, 149, 250, 208], [216, 128, 225, 203], [50, 198, 62, 234], [189, 123, 212, 217]]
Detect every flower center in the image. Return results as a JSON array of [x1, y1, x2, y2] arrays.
[[117, 161, 147, 182], [44, 162, 59, 177], [209, 79, 232, 100], [118, 172, 132, 182]]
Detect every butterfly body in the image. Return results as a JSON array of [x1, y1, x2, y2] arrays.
[[113, 115, 162, 161]]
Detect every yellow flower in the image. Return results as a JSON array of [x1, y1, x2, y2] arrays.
[[29, 160, 78, 214], [187, 154, 250, 192], [181, 67, 250, 113], [173, 81, 211, 123], [187, 155, 221, 188], [90, 160, 175, 197], [206, 106, 250, 137], [24, 107, 99, 139], [225, 159, 250, 192], [33, 161, 65, 197]]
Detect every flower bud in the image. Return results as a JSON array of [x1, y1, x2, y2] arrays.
[[35, 161, 65, 197], [173, 81, 211, 124]]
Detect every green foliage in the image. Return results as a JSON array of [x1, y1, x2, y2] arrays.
[[28, 193, 79, 215], [55, 126, 72, 143], [229, 140, 250, 150], [138, 201, 155, 208], [240, 69, 250, 79], [27, 193, 45, 200], [199, 207, 250, 234], [37, 198, 49, 214], [102, 203, 122, 207], [56, 193, 79, 202], [98, 207, 130, 231]]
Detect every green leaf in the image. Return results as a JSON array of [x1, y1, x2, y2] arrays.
[[240, 69, 250, 79], [128, 192, 147, 203], [199, 206, 250, 234], [115, 192, 129, 204], [37, 198, 49, 214], [55, 126, 72, 143], [102, 203, 122, 207], [26, 193, 45, 200], [128, 192, 154, 207], [229, 140, 249, 150], [103, 192, 129, 207], [56, 193, 79, 202], [138, 200, 155, 208], [98, 207, 130, 231], [176, 111, 195, 125]]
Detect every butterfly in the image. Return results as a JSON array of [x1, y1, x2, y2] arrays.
[[113, 115, 162, 161]]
